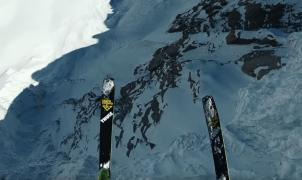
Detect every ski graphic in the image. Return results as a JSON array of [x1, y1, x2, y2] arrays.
[[99, 77, 115, 180], [202, 96, 230, 180]]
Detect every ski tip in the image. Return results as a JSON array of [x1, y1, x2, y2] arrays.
[[202, 95, 214, 103], [102, 76, 114, 84], [100, 161, 111, 169], [101, 75, 114, 85], [105, 75, 114, 80], [102, 77, 115, 96]]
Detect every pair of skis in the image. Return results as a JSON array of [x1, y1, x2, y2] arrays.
[[98, 78, 230, 180]]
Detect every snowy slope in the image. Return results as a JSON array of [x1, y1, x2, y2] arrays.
[[1, 0, 302, 180], [0, 0, 112, 120]]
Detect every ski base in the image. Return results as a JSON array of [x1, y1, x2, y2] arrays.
[[202, 95, 230, 180], [99, 77, 115, 180]]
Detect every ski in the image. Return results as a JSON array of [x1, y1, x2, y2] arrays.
[[99, 77, 115, 180], [202, 96, 230, 180]]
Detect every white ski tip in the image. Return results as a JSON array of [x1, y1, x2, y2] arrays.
[[102, 78, 114, 96], [100, 161, 111, 169]]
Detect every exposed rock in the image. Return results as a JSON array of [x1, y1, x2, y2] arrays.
[[239, 50, 284, 80], [226, 30, 280, 47], [61, 91, 100, 153], [114, 35, 187, 155], [170, 1, 302, 34], [245, 3, 266, 30], [265, 3, 285, 28], [226, 29, 237, 44], [168, 0, 228, 34], [187, 72, 200, 103], [227, 9, 242, 30]]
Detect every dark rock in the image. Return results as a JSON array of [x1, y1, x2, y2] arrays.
[[245, 3, 266, 30], [266, 3, 285, 28], [227, 9, 242, 29], [61, 91, 100, 153], [239, 50, 283, 80], [226, 30, 280, 47]]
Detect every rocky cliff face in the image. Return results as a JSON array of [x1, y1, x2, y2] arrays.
[[113, 0, 302, 159]]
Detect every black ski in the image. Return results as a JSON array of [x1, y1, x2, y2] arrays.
[[202, 96, 230, 180], [99, 77, 115, 180]]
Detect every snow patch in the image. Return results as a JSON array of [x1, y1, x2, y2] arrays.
[[0, 0, 112, 120]]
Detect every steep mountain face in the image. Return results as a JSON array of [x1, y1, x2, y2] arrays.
[[1, 0, 302, 180]]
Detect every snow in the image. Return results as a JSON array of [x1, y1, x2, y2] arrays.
[[0, 0, 112, 120], [227, 32, 302, 179]]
